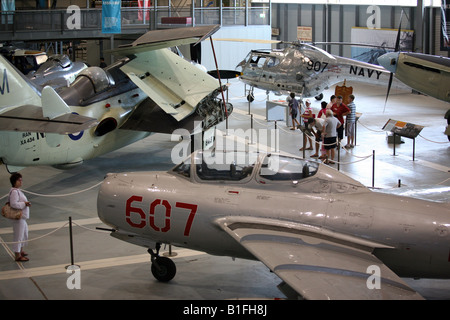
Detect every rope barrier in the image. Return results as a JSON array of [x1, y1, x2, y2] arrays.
[[418, 133, 450, 144], [0, 221, 69, 245], [72, 221, 106, 233], [357, 120, 385, 133], [23, 181, 103, 197], [1, 181, 103, 201]]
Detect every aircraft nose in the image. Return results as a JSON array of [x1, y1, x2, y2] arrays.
[[97, 173, 127, 227], [378, 52, 399, 73]]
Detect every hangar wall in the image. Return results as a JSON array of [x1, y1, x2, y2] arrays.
[[270, 4, 443, 58], [200, 25, 272, 71]]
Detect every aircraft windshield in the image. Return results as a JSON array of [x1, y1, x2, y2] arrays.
[[259, 155, 318, 181], [195, 151, 256, 181], [172, 152, 257, 181], [73, 66, 115, 93], [172, 157, 191, 178]]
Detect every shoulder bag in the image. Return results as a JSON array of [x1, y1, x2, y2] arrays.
[[1, 190, 23, 220]]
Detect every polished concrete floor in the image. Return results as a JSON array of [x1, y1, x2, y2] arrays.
[[0, 79, 449, 300]]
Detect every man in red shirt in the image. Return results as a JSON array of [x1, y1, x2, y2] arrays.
[[330, 95, 350, 142]]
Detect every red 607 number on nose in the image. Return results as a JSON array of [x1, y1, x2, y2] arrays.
[[125, 196, 197, 236]]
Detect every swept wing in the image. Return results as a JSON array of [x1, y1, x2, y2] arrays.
[[218, 217, 424, 300], [110, 25, 224, 125]]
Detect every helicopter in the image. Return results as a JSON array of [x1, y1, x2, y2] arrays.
[[222, 39, 405, 102]]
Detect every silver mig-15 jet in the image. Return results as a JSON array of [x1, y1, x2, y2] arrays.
[[0, 25, 231, 172], [97, 150, 450, 300]]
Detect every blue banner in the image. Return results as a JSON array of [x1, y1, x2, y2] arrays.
[[102, 0, 121, 34], [1, 0, 15, 24]]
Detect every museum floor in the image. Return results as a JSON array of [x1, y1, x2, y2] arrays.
[[0, 79, 449, 300]]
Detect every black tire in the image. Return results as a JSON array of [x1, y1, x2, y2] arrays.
[[315, 93, 323, 101], [247, 93, 254, 102], [151, 256, 176, 282]]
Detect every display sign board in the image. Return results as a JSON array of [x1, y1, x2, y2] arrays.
[[203, 126, 216, 151], [335, 81, 353, 105], [297, 26, 312, 42], [382, 119, 424, 139]]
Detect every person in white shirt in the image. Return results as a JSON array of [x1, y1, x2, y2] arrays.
[[307, 117, 325, 158], [322, 109, 341, 164], [9, 173, 31, 262]]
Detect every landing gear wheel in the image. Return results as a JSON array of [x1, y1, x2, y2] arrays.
[[148, 244, 176, 282], [247, 93, 254, 102], [151, 256, 176, 282], [315, 93, 323, 101]]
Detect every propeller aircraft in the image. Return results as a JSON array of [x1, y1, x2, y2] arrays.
[[376, 11, 450, 140], [378, 51, 450, 104], [0, 25, 231, 172], [97, 150, 450, 300]]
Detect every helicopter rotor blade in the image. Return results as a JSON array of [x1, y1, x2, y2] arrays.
[[299, 43, 336, 61], [213, 38, 283, 44]]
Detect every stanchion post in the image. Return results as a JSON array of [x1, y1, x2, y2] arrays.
[[69, 216, 74, 266], [275, 121, 278, 152], [302, 131, 306, 158], [337, 141, 340, 171], [393, 133, 396, 156], [250, 114, 254, 145], [372, 150, 375, 188]]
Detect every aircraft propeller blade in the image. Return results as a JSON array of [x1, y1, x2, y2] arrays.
[[383, 10, 405, 113], [384, 73, 394, 113]]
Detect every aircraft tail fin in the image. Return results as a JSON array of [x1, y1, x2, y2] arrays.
[[0, 55, 41, 109], [41, 86, 71, 119]]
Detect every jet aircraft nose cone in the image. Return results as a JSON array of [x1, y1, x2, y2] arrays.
[[378, 52, 399, 73]]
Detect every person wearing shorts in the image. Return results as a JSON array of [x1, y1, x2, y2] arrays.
[[323, 109, 341, 164], [345, 94, 356, 149]]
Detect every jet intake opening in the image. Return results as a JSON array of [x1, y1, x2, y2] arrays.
[[95, 117, 118, 136]]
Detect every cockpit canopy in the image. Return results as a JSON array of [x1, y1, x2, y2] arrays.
[[172, 151, 318, 183], [73, 66, 115, 93], [237, 50, 281, 71], [171, 151, 368, 194]]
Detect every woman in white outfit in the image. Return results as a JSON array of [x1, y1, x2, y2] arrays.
[[9, 173, 31, 262]]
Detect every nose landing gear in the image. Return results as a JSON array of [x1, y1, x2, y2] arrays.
[[148, 243, 176, 282]]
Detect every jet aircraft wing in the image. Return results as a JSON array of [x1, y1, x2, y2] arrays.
[[110, 25, 224, 123], [110, 25, 220, 57], [0, 105, 97, 134], [218, 217, 424, 300]]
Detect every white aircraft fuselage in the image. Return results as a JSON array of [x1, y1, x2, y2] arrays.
[[0, 85, 150, 170], [97, 152, 450, 283]]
